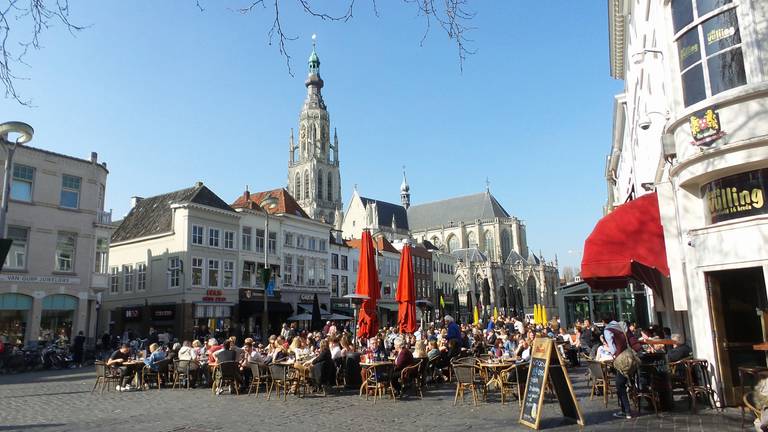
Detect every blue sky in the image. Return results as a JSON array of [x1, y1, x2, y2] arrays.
[[3, 1, 622, 270]]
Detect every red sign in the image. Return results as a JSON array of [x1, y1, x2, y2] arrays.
[[203, 289, 226, 302]]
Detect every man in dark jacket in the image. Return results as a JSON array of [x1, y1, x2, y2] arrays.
[[667, 334, 692, 362], [72, 331, 85, 366]]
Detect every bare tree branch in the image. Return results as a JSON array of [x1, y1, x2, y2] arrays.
[[1, 0, 84, 106]]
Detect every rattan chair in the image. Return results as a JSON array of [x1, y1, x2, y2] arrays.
[[172, 359, 193, 390], [142, 358, 171, 391], [452, 363, 482, 406], [267, 363, 292, 401], [400, 359, 424, 399], [213, 361, 240, 395], [247, 362, 269, 397], [361, 365, 396, 404], [92, 360, 121, 394], [629, 364, 659, 416], [587, 361, 614, 407]]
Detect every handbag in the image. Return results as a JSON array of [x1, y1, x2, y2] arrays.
[[612, 331, 640, 376]]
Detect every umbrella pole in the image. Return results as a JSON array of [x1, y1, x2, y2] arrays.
[[353, 307, 358, 350]]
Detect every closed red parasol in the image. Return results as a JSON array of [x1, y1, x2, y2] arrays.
[[355, 230, 380, 340], [396, 243, 418, 334]]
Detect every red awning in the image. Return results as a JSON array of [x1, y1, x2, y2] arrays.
[[581, 192, 670, 293]]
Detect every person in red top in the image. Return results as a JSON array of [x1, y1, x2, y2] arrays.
[[390, 337, 414, 397], [206, 338, 222, 365]]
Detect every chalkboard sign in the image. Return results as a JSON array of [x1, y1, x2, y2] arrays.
[[519, 338, 584, 430]]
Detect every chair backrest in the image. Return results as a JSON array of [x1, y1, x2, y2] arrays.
[[94, 360, 106, 377], [176, 360, 191, 374], [453, 364, 476, 384], [218, 361, 238, 379], [269, 364, 288, 382], [401, 361, 421, 380], [452, 356, 478, 367], [156, 358, 172, 373], [587, 361, 605, 380]]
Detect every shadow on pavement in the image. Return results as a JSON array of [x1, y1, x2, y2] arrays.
[[0, 424, 66, 431]]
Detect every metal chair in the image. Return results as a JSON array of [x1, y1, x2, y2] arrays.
[[629, 364, 659, 416], [92, 360, 120, 394], [684, 359, 717, 411]]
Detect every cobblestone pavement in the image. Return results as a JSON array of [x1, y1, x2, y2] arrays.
[[0, 367, 746, 432]]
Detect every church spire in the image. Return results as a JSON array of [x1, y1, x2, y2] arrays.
[[304, 34, 325, 110], [400, 166, 410, 210]]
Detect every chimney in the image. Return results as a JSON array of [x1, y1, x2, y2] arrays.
[[130, 196, 144, 209], [90, 152, 98, 163], [244, 186, 250, 202], [195, 181, 204, 188]]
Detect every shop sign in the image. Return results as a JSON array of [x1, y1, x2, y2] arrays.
[[702, 168, 768, 224], [202, 289, 227, 303], [689, 106, 724, 146], [0, 274, 81, 284], [124, 307, 142, 321], [151, 306, 175, 320], [299, 294, 315, 302], [240, 288, 257, 301]]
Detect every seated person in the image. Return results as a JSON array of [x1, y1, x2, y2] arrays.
[[306, 340, 334, 392], [594, 336, 614, 362], [212, 341, 241, 394], [667, 333, 692, 362], [390, 338, 415, 396], [143, 343, 166, 372], [107, 344, 135, 391]]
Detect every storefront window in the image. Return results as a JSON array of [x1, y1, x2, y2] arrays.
[[0, 293, 32, 345], [39, 294, 77, 343], [673, 1, 745, 107]]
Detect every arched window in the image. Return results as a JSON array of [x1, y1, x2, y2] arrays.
[[317, 170, 323, 199], [303, 170, 310, 200], [327, 211, 334, 225], [467, 232, 478, 249], [327, 174, 333, 202], [484, 230, 495, 260], [501, 230, 511, 262], [447, 235, 459, 253], [294, 172, 301, 200], [526, 275, 537, 307], [320, 126, 326, 154]]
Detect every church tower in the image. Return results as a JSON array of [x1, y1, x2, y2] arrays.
[[400, 167, 410, 210], [287, 36, 343, 224]]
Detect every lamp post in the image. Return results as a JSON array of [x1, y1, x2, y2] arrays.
[[0, 122, 34, 237], [259, 196, 279, 342], [343, 293, 369, 349]]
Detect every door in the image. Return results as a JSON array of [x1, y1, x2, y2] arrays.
[[707, 267, 767, 405]]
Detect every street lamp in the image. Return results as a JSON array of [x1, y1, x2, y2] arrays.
[[343, 292, 369, 349], [259, 195, 279, 341], [0, 122, 34, 237]]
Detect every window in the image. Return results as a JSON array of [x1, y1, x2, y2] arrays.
[[353, 260, 358, 272], [10, 164, 34, 202], [5, 227, 28, 270], [317, 170, 323, 199], [341, 255, 348, 271], [110, 267, 119, 294], [447, 235, 459, 253], [307, 258, 315, 285], [268, 232, 277, 254], [331, 253, 339, 269], [332, 274, 339, 297], [296, 257, 305, 284], [295, 172, 301, 199], [169, 257, 181, 288], [303, 170, 310, 200], [284, 232, 294, 247], [123, 265, 134, 293], [55, 232, 76, 272], [208, 228, 220, 248], [59, 175, 81, 209], [224, 231, 235, 249], [341, 275, 348, 296], [191, 257, 204, 287], [484, 231, 495, 260], [308, 237, 317, 251], [673, 1, 745, 106], [319, 239, 326, 252], [283, 255, 293, 283], [296, 235, 305, 249], [137, 263, 146, 292], [467, 232, 478, 249], [255, 229, 265, 253], [192, 225, 204, 245], [318, 260, 326, 286], [242, 261, 256, 287], [207, 259, 220, 287], [241, 227, 252, 251], [327, 175, 333, 202], [94, 238, 108, 274], [223, 260, 235, 288]]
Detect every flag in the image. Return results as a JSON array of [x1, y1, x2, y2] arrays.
[[534, 304, 540, 325], [493, 307, 498, 322], [266, 280, 275, 296], [473, 305, 479, 326], [439, 295, 445, 309], [542, 306, 548, 326]]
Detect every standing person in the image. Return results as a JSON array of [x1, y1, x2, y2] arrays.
[[71, 331, 85, 367], [444, 315, 461, 343], [603, 318, 634, 419]]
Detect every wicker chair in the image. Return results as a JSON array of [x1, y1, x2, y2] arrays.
[[213, 361, 240, 395], [142, 358, 171, 391], [452, 363, 482, 406], [361, 365, 395, 404], [499, 363, 527, 406], [172, 360, 193, 390], [587, 361, 614, 407], [629, 364, 659, 415], [267, 363, 292, 401], [92, 360, 121, 394], [399, 359, 424, 399], [685, 359, 717, 411], [247, 362, 269, 397]]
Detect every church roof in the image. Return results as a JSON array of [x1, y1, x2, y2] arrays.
[[359, 196, 409, 231], [112, 183, 233, 243], [407, 192, 510, 231], [504, 249, 527, 266], [451, 247, 488, 263]]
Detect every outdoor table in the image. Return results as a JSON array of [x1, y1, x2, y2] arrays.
[[478, 360, 516, 400], [641, 338, 676, 346], [752, 342, 768, 351], [122, 360, 145, 388]]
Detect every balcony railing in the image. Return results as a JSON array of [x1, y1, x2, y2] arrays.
[[96, 210, 112, 226]]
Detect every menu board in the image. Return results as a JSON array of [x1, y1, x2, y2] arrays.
[[519, 338, 584, 430]]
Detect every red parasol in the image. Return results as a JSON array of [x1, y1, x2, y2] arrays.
[[355, 230, 380, 340], [396, 243, 418, 334]]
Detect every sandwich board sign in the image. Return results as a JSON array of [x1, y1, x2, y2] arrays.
[[519, 337, 584, 430]]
